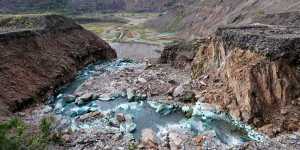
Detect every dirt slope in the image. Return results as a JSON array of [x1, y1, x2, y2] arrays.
[[146, 0, 300, 38], [0, 15, 116, 119]]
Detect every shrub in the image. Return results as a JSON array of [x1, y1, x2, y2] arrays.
[[0, 116, 59, 150]]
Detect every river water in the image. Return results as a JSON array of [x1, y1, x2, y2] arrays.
[[45, 42, 265, 147]]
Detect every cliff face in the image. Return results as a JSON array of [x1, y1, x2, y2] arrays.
[[0, 15, 116, 118], [159, 40, 202, 69], [191, 25, 300, 136]]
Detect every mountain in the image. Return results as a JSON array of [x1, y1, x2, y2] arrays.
[[0, 0, 178, 13], [146, 0, 300, 38]]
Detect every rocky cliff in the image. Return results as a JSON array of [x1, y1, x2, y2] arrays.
[[159, 40, 202, 69], [191, 25, 300, 136], [0, 15, 116, 119]]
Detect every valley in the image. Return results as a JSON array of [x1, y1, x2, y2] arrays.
[[0, 1, 300, 150]]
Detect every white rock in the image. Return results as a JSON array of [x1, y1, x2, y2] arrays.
[[75, 93, 94, 105], [98, 94, 112, 101], [169, 132, 184, 146], [42, 106, 53, 113], [79, 93, 94, 101], [141, 128, 157, 143], [138, 77, 147, 83], [173, 85, 184, 97], [126, 88, 135, 100]]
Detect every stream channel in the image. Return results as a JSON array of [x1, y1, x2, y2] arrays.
[[47, 42, 265, 146]]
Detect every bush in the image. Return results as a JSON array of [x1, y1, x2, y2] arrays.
[[0, 116, 59, 150]]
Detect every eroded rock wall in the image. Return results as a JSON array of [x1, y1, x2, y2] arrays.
[[0, 15, 116, 118], [159, 39, 204, 69], [192, 25, 300, 136]]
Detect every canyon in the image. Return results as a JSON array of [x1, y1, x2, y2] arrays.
[[0, 0, 300, 150]]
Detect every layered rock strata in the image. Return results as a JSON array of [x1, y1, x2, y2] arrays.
[[191, 25, 300, 136]]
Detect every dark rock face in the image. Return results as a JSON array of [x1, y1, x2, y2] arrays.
[[0, 15, 116, 118], [192, 25, 300, 136], [160, 39, 205, 69], [216, 25, 300, 59]]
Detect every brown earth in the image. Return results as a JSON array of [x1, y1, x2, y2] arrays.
[[0, 14, 116, 120], [190, 25, 300, 136]]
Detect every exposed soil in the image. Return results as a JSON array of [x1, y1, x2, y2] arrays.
[[0, 14, 116, 120]]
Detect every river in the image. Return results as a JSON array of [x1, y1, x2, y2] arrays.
[[44, 42, 265, 147]]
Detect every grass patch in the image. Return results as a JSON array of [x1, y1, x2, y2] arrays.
[[82, 23, 105, 34], [0, 117, 62, 150]]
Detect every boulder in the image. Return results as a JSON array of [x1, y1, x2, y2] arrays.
[[63, 94, 77, 103], [169, 132, 188, 149], [126, 88, 135, 101], [116, 113, 126, 123], [173, 85, 196, 102], [141, 128, 158, 149], [141, 128, 157, 143], [159, 40, 202, 69], [75, 93, 95, 106]]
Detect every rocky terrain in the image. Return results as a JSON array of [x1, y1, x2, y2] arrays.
[[190, 25, 300, 136], [146, 0, 300, 39], [1, 0, 300, 150], [0, 14, 116, 120]]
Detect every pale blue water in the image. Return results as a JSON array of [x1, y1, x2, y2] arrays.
[[48, 58, 265, 146]]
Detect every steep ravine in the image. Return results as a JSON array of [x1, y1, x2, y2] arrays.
[[24, 25, 300, 149], [1, 12, 299, 150]]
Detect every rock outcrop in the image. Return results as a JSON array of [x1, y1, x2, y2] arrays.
[[0, 14, 116, 118], [160, 39, 205, 69], [191, 25, 300, 136]]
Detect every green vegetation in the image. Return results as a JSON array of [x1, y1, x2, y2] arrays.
[[0, 15, 45, 32], [82, 23, 105, 34], [0, 117, 61, 150], [128, 142, 138, 150], [255, 9, 265, 17]]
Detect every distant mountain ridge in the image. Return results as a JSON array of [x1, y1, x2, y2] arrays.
[[146, 0, 300, 38], [0, 0, 178, 13]]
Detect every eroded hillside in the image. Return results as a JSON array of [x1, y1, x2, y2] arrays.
[[146, 0, 300, 38], [0, 15, 116, 120]]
